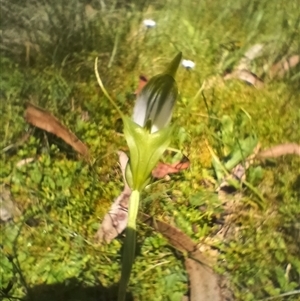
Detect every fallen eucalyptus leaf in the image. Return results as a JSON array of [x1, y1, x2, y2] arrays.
[[25, 102, 89, 157], [152, 157, 190, 178], [257, 143, 300, 158], [269, 55, 300, 79], [223, 69, 264, 88]]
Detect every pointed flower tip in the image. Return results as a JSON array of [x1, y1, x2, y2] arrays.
[[164, 52, 183, 78], [143, 19, 156, 28]]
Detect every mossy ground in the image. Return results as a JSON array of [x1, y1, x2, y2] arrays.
[[1, 0, 300, 300]]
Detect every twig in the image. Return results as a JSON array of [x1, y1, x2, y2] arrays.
[[258, 289, 300, 301], [1, 130, 33, 153]]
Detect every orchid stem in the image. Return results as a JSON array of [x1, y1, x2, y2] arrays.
[[118, 190, 140, 301]]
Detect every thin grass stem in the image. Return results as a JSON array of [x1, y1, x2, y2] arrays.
[[94, 57, 123, 117]]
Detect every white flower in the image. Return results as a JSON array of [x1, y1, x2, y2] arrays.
[[182, 59, 195, 69], [143, 19, 156, 28]]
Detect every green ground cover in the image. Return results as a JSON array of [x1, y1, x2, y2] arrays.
[[1, 0, 299, 300]]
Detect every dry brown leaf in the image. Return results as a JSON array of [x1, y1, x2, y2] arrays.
[[223, 69, 264, 88], [269, 55, 300, 79], [95, 190, 130, 243], [134, 75, 148, 95], [25, 102, 89, 157], [152, 158, 190, 178], [257, 143, 300, 158], [95, 151, 131, 243]]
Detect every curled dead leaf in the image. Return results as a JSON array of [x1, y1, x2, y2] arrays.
[[95, 151, 131, 243]]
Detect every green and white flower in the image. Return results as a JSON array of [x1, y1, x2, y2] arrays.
[[95, 52, 182, 301], [132, 52, 182, 133]]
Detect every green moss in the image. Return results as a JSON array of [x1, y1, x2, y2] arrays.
[[1, 0, 300, 300]]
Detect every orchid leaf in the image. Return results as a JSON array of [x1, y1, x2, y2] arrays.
[[211, 151, 227, 181], [224, 135, 258, 170], [123, 116, 173, 190]]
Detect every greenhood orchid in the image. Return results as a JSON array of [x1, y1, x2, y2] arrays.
[[94, 52, 182, 301]]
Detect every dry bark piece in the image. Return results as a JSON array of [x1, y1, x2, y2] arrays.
[[236, 44, 265, 70], [24, 102, 89, 157], [185, 258, 222, 301], [201, 45, 299, 91], [257, 143, 300, 158]]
